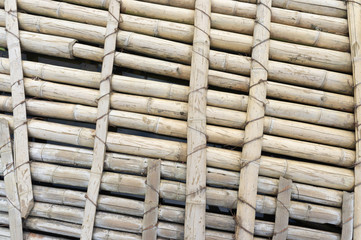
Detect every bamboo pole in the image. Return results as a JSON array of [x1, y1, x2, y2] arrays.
[[0, 4, 350, 54], [0, 226, 69, 240], [0, 161, 341, 226], [0, 28, 353, 96], [4, 0, 33, 218], [81, 1, 120, 238], [0, 119, 23, 239], [347, 0, 361, 238], [341, 192, 354, 240], [0, 96, 356, 169], [235, 0, 271, 238], [59, 0, 348, 35], [142, 159, 160, 240], [0, 12, 353, 108], [0, 11, 351, 74], [184, 0, 210, 238]]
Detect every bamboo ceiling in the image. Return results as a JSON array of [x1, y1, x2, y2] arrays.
[[0, 0, 359, 239]]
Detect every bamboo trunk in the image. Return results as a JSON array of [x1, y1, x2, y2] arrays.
[[0, 99, 356, 169], [59, 0, 348, 35], [0, 2, 349, 53], [0, 28, 353, 96]]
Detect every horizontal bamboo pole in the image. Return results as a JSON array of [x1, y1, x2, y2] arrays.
[[0, 2, 349, 53], [60, 0, 348, 35], [0, 10, 351, 73], [0, 183, 342, 239], [27, 142, 346, 206], [0, 28, 353, 96], [0, 89, 356, 167], [0, 226, 67, 240], [0, 73, 355, 150], [7, 161, 340, 226]]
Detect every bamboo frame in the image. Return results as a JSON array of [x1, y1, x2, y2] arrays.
[[235, 0, 271, 238], [81, 0, 120, 238], [184, 0, 210, 238], [4, 0, 33, 218], [0, 119, 23, 239], [341, 192, 354, 240]]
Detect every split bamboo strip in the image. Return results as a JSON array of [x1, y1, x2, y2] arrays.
[[9, 161, 343, 226], [60, 0, 348, 35], [26, 142, 349, 205], [0, 96, 356, 171], [347, 0, 361, 238], [0, 3, 350, 54], [341, 192, 354, 240], [0, 10, 351, 74], [272, 177, 292, 240], [0, 13, 353, 109], [0, 28, 353, 97], [184, 0, 210, 238], [81, 1, 120, 238], [142, 159, 161, 240], [0, 119, 23, 239], [0, 182, 336, 238], [236, 0, 271, 238], [4, 0, 33, 218]]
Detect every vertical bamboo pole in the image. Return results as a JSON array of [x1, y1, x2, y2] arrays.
[[142, 159, 161, 240], [4, 0, 33, 218], [0, 119, 23, 239], [235, 0, 272, 239], [341, 192, 354, 240], [273, 177, 292, 240], [347, 0, 361, 238], [80, 0, 120, 238], [184, 0, 211, 239]]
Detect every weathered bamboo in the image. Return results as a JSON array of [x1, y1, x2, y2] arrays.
[[2, 161, 340, 226], [347, 0, 361, 238], [81, 1, 120, 238], [184, 0, 210, 238], [0, 3, 349, 53], [60, 0, 348, 35], [0, 96, 356, 168], [0, 27, 353, 95], [236, 0, 271, 238], [273, 177, 292, 240], [25, 142, 349, 205], [142, 159, 160, 240], [4, 0, 33, 219], [0, 119, 23, 239], [0, 226, 68, 240], [341, 192, 354, 240]]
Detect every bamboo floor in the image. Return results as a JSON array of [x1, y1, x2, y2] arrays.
[[0, 0, 360, 239]]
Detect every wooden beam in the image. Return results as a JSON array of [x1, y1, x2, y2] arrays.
[[273, 177, 292, 240], [341, 192, 354, 240], [142, 159, 161, 240], [0, 119, 23, 239], [4, 0, 33, 218], [184, 0, 211, 239], [235, 0, 272, 239], [80, 0, 120, 238]]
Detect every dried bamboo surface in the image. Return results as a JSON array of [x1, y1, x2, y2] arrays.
[[0, 27, 353, 96], [60, 0, 348, 35], [4, 0, 33, 218], [0, 93, 356, 169], [25, 142, 348, 206], [273, 177, 292, 240], [0, 226, 68, 240], [0, 10, 351, 73], [0, 2, 350, 52], [341, 192, 354, 240], [0, 161, 343, 226]]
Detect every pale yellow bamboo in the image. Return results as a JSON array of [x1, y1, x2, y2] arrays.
[[26, 142, 348, 205], [341, 192, 354, 240], [184, 0, 210, 238], [0, 226, 68, 240], [236, 0, 271, 238], [0, 119, 23, 239], [273, 177, 292, 240], [4, 0, 33, 218], [81, 1, 120, 238], [348, 0, 361, 237]]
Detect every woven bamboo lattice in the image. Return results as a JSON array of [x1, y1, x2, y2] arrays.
[[0, 0, 359, 239]]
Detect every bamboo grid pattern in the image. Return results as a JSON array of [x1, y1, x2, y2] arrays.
[[0, 0, 360, 239]]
